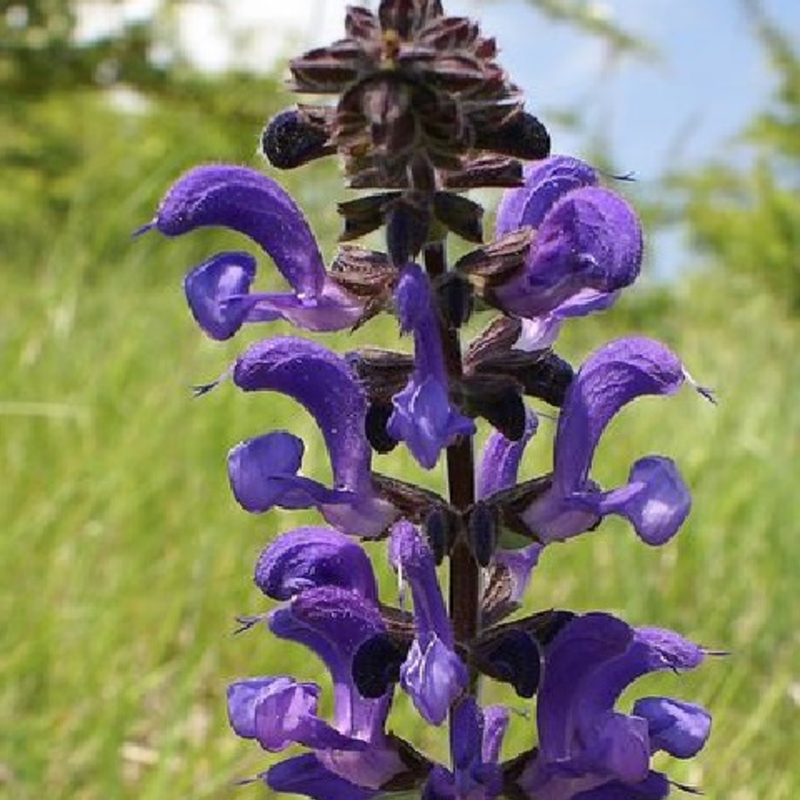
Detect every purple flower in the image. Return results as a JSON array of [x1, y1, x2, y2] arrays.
[[142, 165, 365, 337], [228, 527, 405, 798], [491, 156, 642, 348], [478, 408, 544, 604], [389, 520, 468, 724], [227, 336, 395, 537], [522, 337, 696, 546], [387, 263, 476, 468], [517, 612, 711, 800], [423, 698, 509, 800]]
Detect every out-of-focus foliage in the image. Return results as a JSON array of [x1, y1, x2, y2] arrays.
[[1, 0, 174, 95], [669, 0, 800, 310], [0, 0, 306, 267]]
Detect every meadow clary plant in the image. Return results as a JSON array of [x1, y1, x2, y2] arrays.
[[143, 2, 717, 797]]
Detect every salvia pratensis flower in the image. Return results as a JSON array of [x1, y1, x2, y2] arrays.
[[513, 613, 712, 800], [146, 1, 719, 798], [140, 165, 369, 336], [521, 336, 699, 547], [227, 336, 395, 537], [388, 263, 476, 468]]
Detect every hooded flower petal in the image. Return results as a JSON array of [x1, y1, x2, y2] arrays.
[[494, 186, 642, 320], [254, 526, 379, 602], [389, 520, 468, 724], [522, 337, 695, 545], [495, 155, 599, 237], [269, 586, 390, 742], [517, 613, 709, 800], [230, 337, 395, 536], [387, 264, 476, 469], [151, 165, 325, 295]]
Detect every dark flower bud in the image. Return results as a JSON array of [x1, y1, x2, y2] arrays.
[[385, 196, 430, 265], [433, 192, 484, 243], [347, 347, 414, 400], [517, 608, 576, 647], [466, 499, 498, 567], [353, 633, 409, 697], [515, 351, 574, 407], [261, 108, 335, 169], [366, 401, 399, 453], [338, 192, 398, 241], [443, 155, 523, 190], [473, 626, 542, 698], [436, 272, 474, 329], [456, 229, 533, 289], [372, 473, 448, 525], [458, 374, 527, 441], [474, 110, 551, 161], [424, 504, 458, 564]]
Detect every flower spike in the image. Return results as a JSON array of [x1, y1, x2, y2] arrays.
[[146, 2, 718, 796]]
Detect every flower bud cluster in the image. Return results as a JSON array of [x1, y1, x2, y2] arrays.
[[143, 2, 717, 798]]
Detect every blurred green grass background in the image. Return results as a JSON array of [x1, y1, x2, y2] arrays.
[[2, 6, 799, 799]]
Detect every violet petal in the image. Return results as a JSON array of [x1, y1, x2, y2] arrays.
[[495, 186, 642, 319], [387, 264, 476, 469], [553, 337, 687, 494], [633, 697, 712, 759], [184, 251, 257, 340], [232, 337, 395, 536], [254, 526, 378, 602], [153, 165, 325, 296], [496, 155, 599, 236], [228, 279, 365, 332], [266, 754, 379, 800], [269, 586, 390, 742], [573, 456, 691, 546], [228, 432, 348, 513], [390, 521, 467, 724], [227, 677, 364, 752]]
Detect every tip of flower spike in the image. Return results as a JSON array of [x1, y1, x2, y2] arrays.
[[669, 778, 704, 795], [233, 614, 267, 634], [604, 169, 637, 182], [191, 367, 232, 397], [684, 369, 718, 404], [131, 221, 155, 238], [192, 381, 219, 397]]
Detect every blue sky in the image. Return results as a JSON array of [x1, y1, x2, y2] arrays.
[[468, 0, 799, 179]]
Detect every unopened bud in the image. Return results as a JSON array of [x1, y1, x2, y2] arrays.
[[474, 110, 551, 161], [261, 108, 333, 169]]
